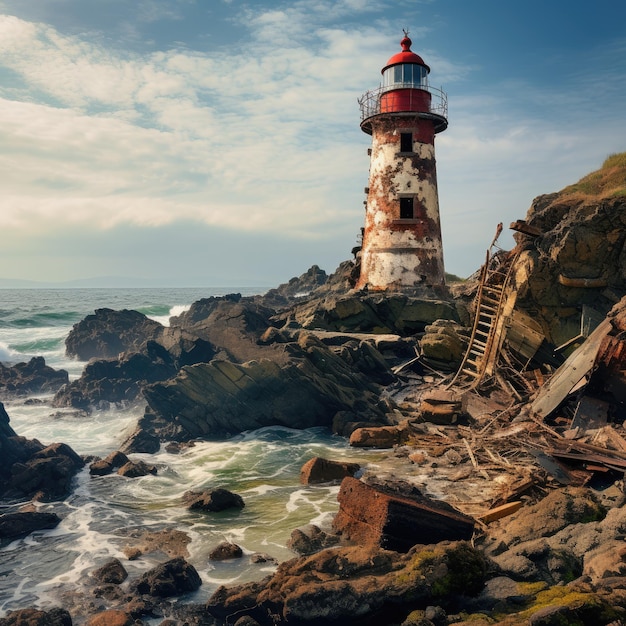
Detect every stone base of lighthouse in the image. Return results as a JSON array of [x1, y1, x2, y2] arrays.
[[356, 246, 446, 293]]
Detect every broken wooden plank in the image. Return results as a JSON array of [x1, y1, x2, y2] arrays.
[[553, 438, 626, 462], [548, 449, 626, 470], [600, 427, 626, 454], [505, 309, 546, 362], [463, 437, 478, 469], [531, 318, 612, 420], [509, 219, 542, 237], [490, 476, 538, 508], [478, 501, 523, 524]]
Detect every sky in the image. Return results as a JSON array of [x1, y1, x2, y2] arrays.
[[0, 0, 625, 288]]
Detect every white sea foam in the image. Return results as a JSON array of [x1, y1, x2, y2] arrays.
[[0, 397, 376, 615], [241, 484, 278, 496], [0, 341, 20, 363], [148, 304, 192, 327], [4, 403, 141, 457]]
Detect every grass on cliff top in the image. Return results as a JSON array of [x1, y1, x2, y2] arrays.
[[560, 151, 626, 199], [445, 272, 466, 283]]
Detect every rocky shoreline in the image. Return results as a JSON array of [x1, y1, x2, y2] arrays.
[[1, 171, 626, 625]]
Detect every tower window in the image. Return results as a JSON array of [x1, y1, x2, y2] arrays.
[[383, 64, 428, 89], [400, 197, 414, 219], [400, 133, 413, 153]]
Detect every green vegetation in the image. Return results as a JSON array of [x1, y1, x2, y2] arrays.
[[430, 544, 489, 599], [445, 272, 467, 283], [603, 151, 626, 169], [560, 151, 626, 199]]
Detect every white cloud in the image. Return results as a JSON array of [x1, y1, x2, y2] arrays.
[[0, 9, 390, 244]]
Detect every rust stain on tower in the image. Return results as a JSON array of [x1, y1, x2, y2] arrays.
[[356, 32, 448, 293]]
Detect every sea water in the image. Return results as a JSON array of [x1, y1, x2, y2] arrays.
[[0, 288, 382, 616]]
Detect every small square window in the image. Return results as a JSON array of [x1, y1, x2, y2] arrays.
[[400, 197, 414, 219], [400, 133, 412, 153]]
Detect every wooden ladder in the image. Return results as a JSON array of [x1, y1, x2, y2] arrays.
[[448, 248, 518, 390]]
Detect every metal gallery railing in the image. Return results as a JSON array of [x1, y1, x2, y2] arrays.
[[358, 84, 448, 124]]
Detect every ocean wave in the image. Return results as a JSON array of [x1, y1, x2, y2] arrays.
[[2, 311, 82, 329], [0, 341, 21, 363], [147, 304, 192, 327], [0, 326, 71, 369]]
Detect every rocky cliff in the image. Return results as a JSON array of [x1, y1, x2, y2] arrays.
[[511, 153, 626, 346]]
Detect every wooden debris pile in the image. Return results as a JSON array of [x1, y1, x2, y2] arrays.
[[360, 294, 626, 530]]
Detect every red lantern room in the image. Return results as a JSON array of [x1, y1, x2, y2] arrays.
[[359, 33, 448, 135], [355, 33, 448, 293]]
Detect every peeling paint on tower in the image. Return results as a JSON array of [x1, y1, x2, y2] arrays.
[[355, 33, 448, 293]]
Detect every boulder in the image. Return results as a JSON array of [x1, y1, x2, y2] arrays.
[[119, 418, 161, 454], [0, 432, 85, 502], [0, 608, 73, 625], [0, 401, 17, 438], [65, 308, 163, 360], [260, 265, 328, 306], [52, 341, 178, 410], [286, 524, 339, 555], [250, 553, 278, 565], [85, 611, 133, 626], [155, 327, 216, 369], [128, 333, 387, 445], [207, 542, 488, 626], [0, 511, 61, 542], [0, 357, 69, 397], [299, 456, 360, 484], [121, 528, 191, 560], [482, 487, 606, 550], [332, 411, 384, 437], [260, 329, 398, 385], [286, 293, 459, 335], [117, 460, 157, 478], [169, 295, 279, 364], [419, 389, 465, 425], [419, 321, 467, 369], [55, 323, 219, 411], [465, 576, 530, 613], [91, 558, 128, 584], [183, 488, 245, 512], [479, 487, 619, 585], [349, 424, 410, 448], [209, 541, 243, 561], [333, 477, 475, 552], [89, 451, 129, 476], [131, 557, 201, 597], [525, 589, 623, 626], [329, 338, 395, 385]]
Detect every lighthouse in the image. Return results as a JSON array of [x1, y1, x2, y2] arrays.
[[355, 32, 448, 293]]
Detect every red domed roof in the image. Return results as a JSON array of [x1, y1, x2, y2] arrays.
[[382, 35, 430, 74]]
